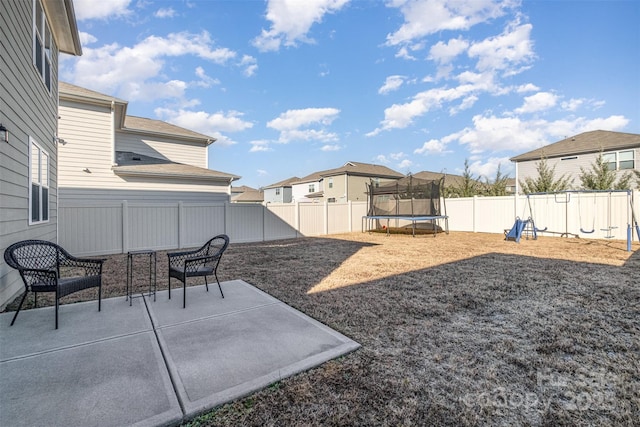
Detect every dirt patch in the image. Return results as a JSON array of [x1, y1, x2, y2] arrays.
[[5, 232, 640, 426]]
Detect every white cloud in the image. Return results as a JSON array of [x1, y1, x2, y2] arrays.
[[267, 107, 340, 143], [375, 154, 390, 164], [468, 157, 513, 180], [79, 32, 97, 45], [468, 21, 535, 74], [155, 7, 176, 18], [73, 0, 132, 20], [390, 152, 406, 160], [64, 31, 237, 102], [450, 113, 630, 155], [414, 138, 452, 155], [321, 144, 342, 151], [194, 67, 220, 88], [250, 140, 272, 152], [155, 108, 254, 146], [395, 46, 417, 60], [386, 0, 513, 46], [514, 91, 558, 114], [379, 75, 406, 94], [239, 55, 258, 77], [253, 0, 350, 52], [398, 159, 413, 169], [516, 83, 539, 93], [257, 169, 269, 176], [429, 37, 469, 64]]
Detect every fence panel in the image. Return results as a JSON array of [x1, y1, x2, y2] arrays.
[[328, 203, 350, 234], [264, 204, 298, 240], [59, 204, 123, 255], [445, 198, 476, 231], [127, 204, 178, 251], [299, 203, 325, 236], [181, 203, 226, 248], [225, 203, 265, 243]]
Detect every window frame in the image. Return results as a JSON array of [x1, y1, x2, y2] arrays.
[[308, 184, 315, 193], [603, 150, 636, 171], [29, 137, 50, 225], [33, 0, 54, 93], [618, 150, 635, 170]]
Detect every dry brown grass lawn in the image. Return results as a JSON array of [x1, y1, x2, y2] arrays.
[[5, 231, 640, 426]]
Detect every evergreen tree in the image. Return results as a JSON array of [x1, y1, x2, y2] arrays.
[[483, 164, 509, 196], [579, 152, 634, 190], [451, 159, 482, 197], [519, 157, 572, 194]]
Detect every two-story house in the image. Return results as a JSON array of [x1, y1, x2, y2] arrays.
[[510, 130, 640, 193], [57, 82, 240, 204], [1, 0, 82, 309], [263, 177, 299, 204], [291, 161, 404, 203]]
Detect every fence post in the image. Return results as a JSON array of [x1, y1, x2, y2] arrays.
[[224, 202, 230, 238], [473, 196, 478, 233], [295, 202, 300, 236], [324, 201, 329, 235], [178, 201, 183, 249], [122, 200, 128, 254], [348, 200, 353, 232]]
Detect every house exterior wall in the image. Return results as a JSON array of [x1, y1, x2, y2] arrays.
[[323, 174, 400, 203], [292, 180, 323, 203], [57, 98, 230, 203], [264, 187, 293, 204], [116, 131, 206, 168], [516, 147, 640, 193], [1, 0, 62, 308]]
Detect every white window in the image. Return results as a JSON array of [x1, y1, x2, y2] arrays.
[[602, 152, 616, 171], [308, 184, 315, 193], [328, 178, 333, 189], [33, 0, 53, 92], [619, 150, 635, 170], [275, 188, 281, 195], [603, 150, 636, 171], [30, 138, 49, 224]]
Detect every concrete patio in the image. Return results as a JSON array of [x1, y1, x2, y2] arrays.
[[0, 280, 360, 427]]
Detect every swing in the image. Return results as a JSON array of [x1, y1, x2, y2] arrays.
[[527, 195, 547, 232], [601, 191, 618, 239], [579, 192, 595, 234]]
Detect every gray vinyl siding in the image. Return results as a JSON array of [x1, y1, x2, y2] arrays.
[[516, 148, 640, 192], [1, 0, 60, 308], [59, 188, 230, 204]]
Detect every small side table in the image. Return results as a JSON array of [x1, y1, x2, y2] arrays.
[[126, 250, 157, 306]]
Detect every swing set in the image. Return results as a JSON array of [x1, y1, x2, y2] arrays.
[[510, 190, 639, 252]]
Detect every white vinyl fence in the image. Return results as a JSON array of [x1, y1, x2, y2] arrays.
[[59, 190, 639, 256]]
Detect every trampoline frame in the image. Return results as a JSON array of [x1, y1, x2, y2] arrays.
[[362, 215, 449, 237]]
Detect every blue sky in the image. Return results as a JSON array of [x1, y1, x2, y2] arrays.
[[62, 0, 640, 189]]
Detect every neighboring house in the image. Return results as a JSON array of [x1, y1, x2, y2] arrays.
[[291, 161, 404, 203], [263, 176, 299, 203], [1, 0, 82, 309], [231, 188, 264, 204], [231, 185, 257, 202], [511, 130, 640, 193], [58, 82, 239, 204]]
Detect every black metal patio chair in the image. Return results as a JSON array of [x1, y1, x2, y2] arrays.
[[4, 240, 104, 329], [167, 234, 230, 308]]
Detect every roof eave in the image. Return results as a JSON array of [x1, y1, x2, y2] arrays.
[[113, 168, 239, 182], [42, 0, 82, 56]]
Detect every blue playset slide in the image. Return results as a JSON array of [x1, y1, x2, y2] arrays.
[[505, 217, 536, 243]]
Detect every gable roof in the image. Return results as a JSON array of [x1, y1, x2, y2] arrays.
[[60, 82, 215, 144], [231, 185, 258, 194], [233, 189, 264, 202], [123, 116, 215, 144], [113, 151, 239, 182], [321, 161, 404, 179], [263, 176, 300, 189], [293, 161, 403, 185], [510, 130, 640, 162]]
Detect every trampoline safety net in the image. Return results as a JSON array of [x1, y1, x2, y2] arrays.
[[367, 175, 444, 217]]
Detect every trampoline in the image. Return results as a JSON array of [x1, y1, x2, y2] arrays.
[[362, 175, 449, 237]]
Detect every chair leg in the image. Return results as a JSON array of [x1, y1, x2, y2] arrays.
[[98, 283, 102, 312], [215, 270, 224, 299], [168, 277, 172, 300], [204, 276, 209, 292], [34, 292, 38, 308], [55, 289, 59, 330], [9, 291, 28, 326], [183, 281, 186, 309]]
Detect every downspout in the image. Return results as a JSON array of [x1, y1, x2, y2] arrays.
[[111, 101, 115, 166]]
